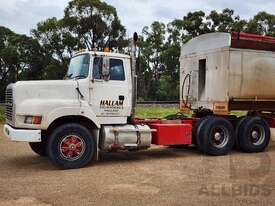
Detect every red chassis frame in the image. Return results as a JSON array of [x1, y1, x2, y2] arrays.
[[132, 118, 194, 146], [132, 115, 275, 147]]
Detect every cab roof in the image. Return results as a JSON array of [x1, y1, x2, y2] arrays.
[[74, 51, 131, 59]]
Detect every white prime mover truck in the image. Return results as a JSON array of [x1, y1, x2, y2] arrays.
[[3, 32, 275, 169]]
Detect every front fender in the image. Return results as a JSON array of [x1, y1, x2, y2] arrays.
[[15, 99, 100, 129], [46, 106, 100, 129]]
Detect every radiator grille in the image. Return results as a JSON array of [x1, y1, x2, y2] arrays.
[[5, 87, 13, 122]]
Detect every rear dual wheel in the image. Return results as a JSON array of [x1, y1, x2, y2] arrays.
[[236, 116, 270, 153], [193, 115, 270, 156], [194, 117, 235, 156]]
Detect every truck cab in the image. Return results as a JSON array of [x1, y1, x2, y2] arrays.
[[4, 51, 154, 169]]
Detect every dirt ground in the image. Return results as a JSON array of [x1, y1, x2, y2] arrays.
[[0, 125, 275, 206]]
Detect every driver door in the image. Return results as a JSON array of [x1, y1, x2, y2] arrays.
[[89, 56, 131, 123]]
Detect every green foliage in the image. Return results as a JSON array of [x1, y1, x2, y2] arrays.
[[135, 106, 179, 119], [32, 17, 75, 64], [208, 8, 247, 32], [155, 75, 179, 101], [0, 26, 50, 99], [0, 107, 5, 123], [246, 12, 275, 36], [63, 0, 127, 51]]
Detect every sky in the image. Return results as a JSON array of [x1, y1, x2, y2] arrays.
[[0, 0, 275, 36]]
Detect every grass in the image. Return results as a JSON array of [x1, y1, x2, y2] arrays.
[[231, 111, 247, 117], [135, 106, 180, 119], [135, 107, 247, 119], [0, 107, 5, 124]]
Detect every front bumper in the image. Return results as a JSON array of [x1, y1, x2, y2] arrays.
[[3, 124, 41, 142]]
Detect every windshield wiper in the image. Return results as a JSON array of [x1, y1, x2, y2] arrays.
[[74, 75, 87, 80], [64, 73, 73, 80]]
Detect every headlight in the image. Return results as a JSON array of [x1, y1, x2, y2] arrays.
[[24, 116, 42, 125]]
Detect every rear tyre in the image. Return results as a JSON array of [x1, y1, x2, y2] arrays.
[[192, 116, 213, 146], [29, 142, 47, 157], [237, 116, 270, 153], [47, 123, 96, 169], [233, 117, 246, 149], [197, 117, 235, 156]]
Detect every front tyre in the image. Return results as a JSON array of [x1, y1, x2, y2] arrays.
[[47, 123, 96, 169]]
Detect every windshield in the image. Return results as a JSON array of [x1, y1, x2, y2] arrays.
[[66, 54, 90, 79]]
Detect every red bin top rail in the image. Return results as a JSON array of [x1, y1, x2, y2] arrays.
[[231, 32, 275, 52]]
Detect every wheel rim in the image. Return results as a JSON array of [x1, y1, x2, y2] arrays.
[[209, 125, 229, 149], [59, 135, 86, 161], [250, 124, 265, 146]]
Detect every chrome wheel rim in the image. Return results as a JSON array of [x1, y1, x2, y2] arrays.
[[59, 135, 86, 161], [250, 124, 265, 146], [210, 126, 229, 149]]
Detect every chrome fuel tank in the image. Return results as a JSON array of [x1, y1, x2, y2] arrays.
[[100, 125, 153, 151]]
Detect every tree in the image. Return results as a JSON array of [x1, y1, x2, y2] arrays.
[[167, 19, 185, 45], [246, 12, 275, 36], [63, 0, 127, 51], [156, 75, 179, 101], [0, 26, 48, 100], [142, 21, 166, 80], [32, 17, 76, 64], [181, 11, 210, 39], [207, 8, 247, 32], [11, 34, 48, 80], [138, 21, 166, 100]]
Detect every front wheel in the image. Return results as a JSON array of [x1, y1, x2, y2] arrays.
[[47, 123, 96, 169]]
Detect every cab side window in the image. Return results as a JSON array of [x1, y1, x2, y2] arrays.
[[93, 57, 125, 81], [110, 59, 125, 81]]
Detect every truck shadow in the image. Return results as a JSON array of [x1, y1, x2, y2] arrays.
[[97, 146, 201, 166], [5, 144, 275, 170], [4, 155, 55, 171], [5, 146, 201, 170]]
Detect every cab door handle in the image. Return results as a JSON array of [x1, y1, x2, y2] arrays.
[[119, 95, 125, 101]]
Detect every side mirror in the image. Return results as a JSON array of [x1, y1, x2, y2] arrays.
[[102, 57, 110, 80]]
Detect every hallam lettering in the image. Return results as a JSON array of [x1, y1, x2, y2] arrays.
[[100, 100, 124, 109]]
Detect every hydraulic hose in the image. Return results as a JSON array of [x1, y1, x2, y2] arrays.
[[181, 73, 191, 109]]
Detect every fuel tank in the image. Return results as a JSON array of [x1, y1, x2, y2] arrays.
[[100, 125, 153, 151]]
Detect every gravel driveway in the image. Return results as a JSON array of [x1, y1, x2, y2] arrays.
[[0, 125, 275, 206]]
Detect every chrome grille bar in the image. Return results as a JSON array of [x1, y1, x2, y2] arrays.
[[5, 87, 13, 122]]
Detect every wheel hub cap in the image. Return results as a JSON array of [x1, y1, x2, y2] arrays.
[[250, 125, 265, 146], [252, 131, 259, 139], [210, 126, 229, 149], [214, 132, 222, 141], [60, 135, 85, 161]]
